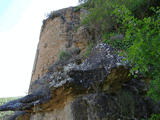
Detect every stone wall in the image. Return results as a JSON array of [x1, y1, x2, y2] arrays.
[[0, 6, 160, 120], [29, 7, 89, 93]]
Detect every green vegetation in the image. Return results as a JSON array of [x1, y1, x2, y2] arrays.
[[0, 97, 21, 119], [113, 6, 160, 102], [79, 0, 160, 34], [82, 42, 94, 58], [58, 50, 71, 60], [149, 114, 160, 120], [79, 0, 160, 118], [58, 47, 80, 60]]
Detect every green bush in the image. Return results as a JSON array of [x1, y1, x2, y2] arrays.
[[149, 114, 160, 120], [80, 0, 160, 18], [82, 42, 94, 58], [58, 47, 80, 60], [80, 0, 160, 102], [81, 0, 118, 34], [103, 5, 136, 50], [79, 0, 160, 39], [104, 33, 125, 50], [58, 50, 71, 60], [114, 6, 160, 101]]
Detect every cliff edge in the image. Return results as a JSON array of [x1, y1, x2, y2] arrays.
[[29, 7, 89, 92], [0, 6, 160, 120]]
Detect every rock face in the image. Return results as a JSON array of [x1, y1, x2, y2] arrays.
[[0, 7, 160, 120], [1, 42, 159, 120], [30, 7, 90, 91]]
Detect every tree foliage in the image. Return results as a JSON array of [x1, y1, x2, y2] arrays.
[[79, 0, 160, 103], [113, 6, 160, 102]]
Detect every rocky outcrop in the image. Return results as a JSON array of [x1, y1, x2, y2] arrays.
[[1, 43, 160, 120], [1, 7, 160, 120], [30, 7, 90, 92]]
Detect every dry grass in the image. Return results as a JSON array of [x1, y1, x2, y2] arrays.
[[0, 97, 22, 120]]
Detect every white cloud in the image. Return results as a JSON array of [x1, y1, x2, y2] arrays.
[[0, 0, 78, 98]]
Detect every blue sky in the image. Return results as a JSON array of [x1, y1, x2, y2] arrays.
[[0, 0, 78, 98], [0, 0, 12, 15], [0, 0, 32, 31]]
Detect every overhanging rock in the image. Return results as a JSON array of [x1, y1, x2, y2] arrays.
[[0, 43, 130, 112], [1, 43, 160, 120]]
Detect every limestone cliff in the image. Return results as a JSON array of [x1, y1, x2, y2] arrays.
[[0, 6, 160, 120], [29, 7, 89, 92]]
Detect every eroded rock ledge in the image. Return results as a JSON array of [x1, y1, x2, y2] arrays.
[[1, 6, 160, 120], [30, 6, 90, 87], [1, 43, 160, 120]]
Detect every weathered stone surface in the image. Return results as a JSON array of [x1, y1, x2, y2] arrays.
[[70, 91, 155, 120], [29, 103, 73, 120], [30, 7, 89, 92], [0, 92, 50, 111], [9, 111, 30, 120], [1, 42, 159, 120], [1, 6, 160, 120]]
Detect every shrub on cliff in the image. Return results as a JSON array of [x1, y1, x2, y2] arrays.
[[80, 0, 160, 99], [79, 0, 160, 17], [58, 47, 80, 60], [112, 6, 160, 102], [149, 114, 160, 120], [79, 0, 160, 110], [79, 0, 160, 33]]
